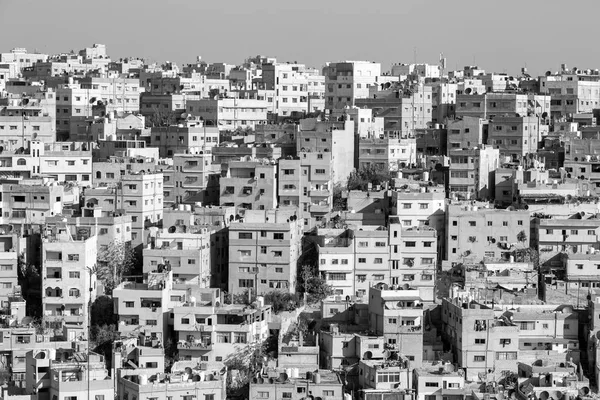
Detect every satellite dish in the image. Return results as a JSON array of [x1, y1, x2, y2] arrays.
[[542, 112, 548, 119], [168, 226, 176, 233], [364, 351, 373, 360], [465, 88, 472, 94], [21, 316, 33, 325]]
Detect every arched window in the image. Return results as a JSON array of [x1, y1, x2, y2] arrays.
[[69, 288, 80, 297], [96, 171, 102, 179], [17, 158, 26, 166]]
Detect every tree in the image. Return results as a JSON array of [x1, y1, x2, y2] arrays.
[[298, 265, 334, 304], [332, 183, 346, 211], [224, 340, 270, 396], [263, 291, 302, 314], [17, 253, 42, 318], [91, 296, 116, 326], [96, 240, 136, 294], [517, 230, 528, 244], [347, 165, 393, 191]]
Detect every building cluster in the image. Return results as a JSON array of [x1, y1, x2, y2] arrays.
[[1, 45, 600, 400]]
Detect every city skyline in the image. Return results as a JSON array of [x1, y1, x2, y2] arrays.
[[1, 0, 600, 75]]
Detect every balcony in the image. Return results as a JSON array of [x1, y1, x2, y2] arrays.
[[310, 203, 330, 213], [310, 188, 331, 197], [177, 340, 213, 351]]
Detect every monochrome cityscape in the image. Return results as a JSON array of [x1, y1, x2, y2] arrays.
[[0, 39, 598, 400]]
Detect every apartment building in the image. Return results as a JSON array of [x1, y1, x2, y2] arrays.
[[79, 75, 142, 114], [34, 141, 93, 182], [317, 229, 355, 300], [261, 62, 321, 117], [532, 217, 600, 267], [324, 61, 382, 110], [45, 350, 114, 400], [0, 47, 48, 70], [41, 230, 97, 330], [219, 160, 277, 213], [487, 115, 543, 160], [358, 136, 417, 171], [448, 145, 500, 200], [540, 71, 600, 117], [149, 123, 219, 158], [144, 227, 213, 286], [228, 209, 302, 295], [249, 370, 342, 400], [113, 271, 173, 342], [162, 152, 220, 206], [455, 92, 550, 119], [369, 286, 424, 366], [563, 138, 600, 183], [389, 220, 438, 303], [330, 106, 384, 139], [441, 296, 519, 382], [359, 357, 413, 393], [1, 179, 73, 235], [354, 227, 391, 297], [356, 84, 433, 139], [445, 202, 530, 263], [414, 363, 466, 400], [84, 172, 163, 246], [118, 369, 226, 400], [391, 181, 446, 232], [0, 234, 17, 307], [0, 89, 57, 148], [187, 97, 268, 131], [298, 118, 354, 184], [93, 155, 158, 187], [173, 295, 271, 364], [446, 116, 488, 151]]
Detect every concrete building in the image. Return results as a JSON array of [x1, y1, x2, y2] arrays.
[[487, 116, 544, 160], [187, 97, 268, 131], [389, 220, 438, 303], [0, 89, 57, 148], [324, 61, 382, 110], [445, 202, 530, 263], [563, 138, 600, 183], [219, 160, 277, 213], [173, 291, 271, 364], [358, 136, 417, 171], [0, 234, 18, 307], [448, 145, 500, 200], [249, 369, 342, 400], [0, 48, 48, 70], [113, 271, 174, 342], [149, 123, 219, 158], [540, 71, 600, 117], [414, 363, 466, 400], [455, 93, 550, 119], [228, 209, 302, 295], [298, 118, 354, 184], [118, 368, 226, 400], [93, 154, 158, 187], [532, 216, 600, 268], [446, 117, 488, 151], [162, 152, 220, 206], [41, 229, 97, 330], [84, 172, 163, 247]]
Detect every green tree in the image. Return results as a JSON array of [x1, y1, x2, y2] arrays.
[[96, 240, 136, 294], [17, 253, 42, 318], [91, 296, 116, 326], [517, 230, 528, 244]]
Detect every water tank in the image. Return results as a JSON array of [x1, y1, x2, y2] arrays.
[[256, 296, 265, 307], [139, 375, 148, 385], [185, 204, 192, 212], [291, 368, 300, 378], [313, 373, 321, 384], [178, 204, 185, 211], [423, 171, 430, 181], [509, 255, 515, 263]]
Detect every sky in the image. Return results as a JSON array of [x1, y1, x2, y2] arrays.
[[1, 0, 600, 76]]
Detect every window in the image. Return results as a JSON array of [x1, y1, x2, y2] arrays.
[[238, 232, 252, 239], [475, 338, 486, 344], [273, 251, 282, 257], [67, 254, 79, 261], [69, 272, 80, 279], [239, 279, 253, 288], [374, 258, 383, 264], [273, 233, 284, 240], [329, 273, 346, 281], [425, 382, 439, 387], [496, 352, 517, 360], [388, 318, 397, 324], [474, 355, 486, 362], [125, 302, 134, 308], [519, 321, 535, 330], [402, 203, 412, 209], [358, 258, 366, 263], [469, 221, 476, 226], [405, 241, 416, 247]]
